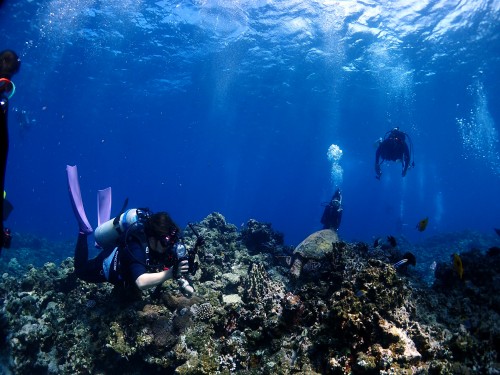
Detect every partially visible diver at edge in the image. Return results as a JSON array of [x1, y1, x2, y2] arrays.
[[0, 49, 21, 254], [321, 188, 343, 231], [375, 127, 414, 179]]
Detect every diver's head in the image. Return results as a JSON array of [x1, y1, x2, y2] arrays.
[[144, 212, 180, 254], [0, 50, 21, 79]]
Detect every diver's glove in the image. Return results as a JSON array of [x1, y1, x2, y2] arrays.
[[375, 165, 382, 179]]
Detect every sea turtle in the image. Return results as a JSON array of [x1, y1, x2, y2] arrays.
[[290, 229, 339, 278]]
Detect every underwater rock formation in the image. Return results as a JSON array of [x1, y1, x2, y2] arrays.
[[241, 219, 286, 255], [0, 214, 498, 374]]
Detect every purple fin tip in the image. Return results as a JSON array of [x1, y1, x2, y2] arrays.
[[66, 165, 93, 234]]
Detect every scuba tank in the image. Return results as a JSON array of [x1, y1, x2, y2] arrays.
[[94, 208, 150, 250]]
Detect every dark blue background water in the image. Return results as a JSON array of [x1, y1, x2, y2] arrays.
[[1, 0, 499, 246]]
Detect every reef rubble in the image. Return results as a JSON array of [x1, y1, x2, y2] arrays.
[[0, 212, 498, 374]]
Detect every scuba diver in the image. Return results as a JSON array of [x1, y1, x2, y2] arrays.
[[1, 49, 21, 253], [321, 188, 343, 231], [375, 127, 414, 179], [67, 165, 203, 295]]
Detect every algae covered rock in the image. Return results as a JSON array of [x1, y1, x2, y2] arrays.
[[241, 219, 284, 254], [290, 229, 339, 278]]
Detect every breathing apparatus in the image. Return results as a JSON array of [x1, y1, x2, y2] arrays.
[[381, 127, 415, 170], [94, 208, 151, 251]]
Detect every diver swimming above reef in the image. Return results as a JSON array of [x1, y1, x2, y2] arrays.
[[375, 127, 414, 179], [67, 165, 204, 296], [321, 188, 343, 231]]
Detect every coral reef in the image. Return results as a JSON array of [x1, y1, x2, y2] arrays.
[[0, 214, 498, 374], [241, 219, 287, 255]]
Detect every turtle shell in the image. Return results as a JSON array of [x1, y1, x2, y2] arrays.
[[293, 229, 339, 260]]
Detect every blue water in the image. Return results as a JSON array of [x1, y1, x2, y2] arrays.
[[1, 0, 499, 246]]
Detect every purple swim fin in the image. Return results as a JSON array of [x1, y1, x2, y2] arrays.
[[97, 187, 112, 227], [66, 165, 93, 234], [96, 187, 111, 247]]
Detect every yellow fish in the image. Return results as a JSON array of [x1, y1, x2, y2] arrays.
[[416, 217, 429, 232], [453, 253, 463, 279]]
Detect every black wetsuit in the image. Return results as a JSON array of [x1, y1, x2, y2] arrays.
[[74, 233, 158, 287], [375, 130, 411, 177], [0, 96, 8, 252], [321, 189, 343, 231]]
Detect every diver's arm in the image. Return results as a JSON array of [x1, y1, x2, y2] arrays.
[[135, 260, 189, 290], [135, 269, 173, 290]]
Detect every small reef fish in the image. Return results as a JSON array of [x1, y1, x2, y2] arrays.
[[393, 259, 408, 268], [392, 252, 416, 268], [416, 217, 429, 232], [453, 253, 463, 279]]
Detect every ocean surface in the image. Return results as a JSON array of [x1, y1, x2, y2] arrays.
[[1, 0, 499, 247]]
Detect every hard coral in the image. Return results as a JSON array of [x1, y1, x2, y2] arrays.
[[191, 302, 214, 321], [241, 219, 284, 254]]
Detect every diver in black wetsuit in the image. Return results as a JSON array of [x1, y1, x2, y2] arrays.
[[0, 50, 21, 253], [375, 127, 412, 179], [321, 188, 343, 231]]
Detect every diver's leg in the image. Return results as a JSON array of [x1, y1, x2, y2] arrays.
[[74, 233, 106, 283], [74, 232, 91, 279], [66, 165, 93, 234]]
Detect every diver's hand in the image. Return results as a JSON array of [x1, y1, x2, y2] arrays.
[[375, 165, 382, 179], [402, 169, 407, 177], [176, 260, 189, 278]]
